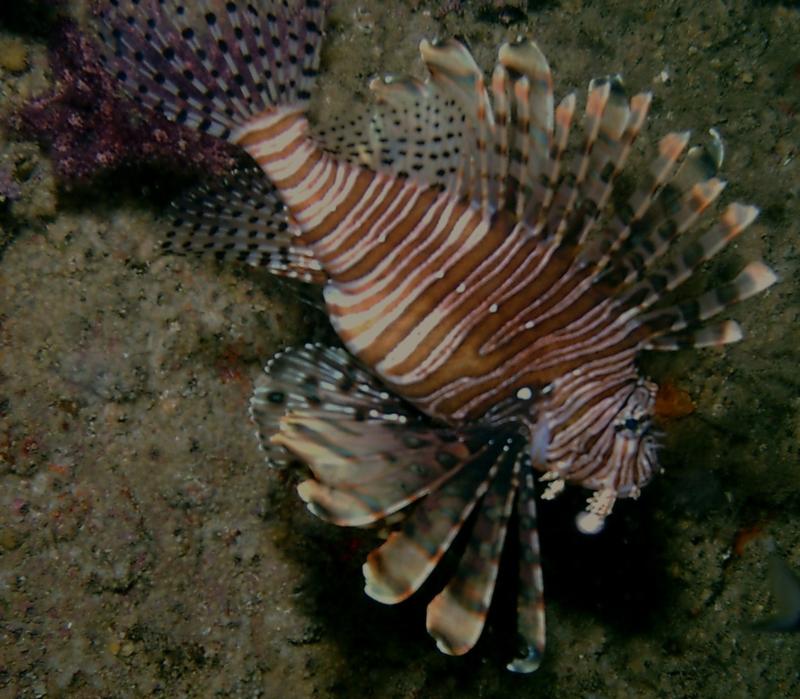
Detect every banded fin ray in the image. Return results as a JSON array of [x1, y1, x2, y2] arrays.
[[524, 92, 577, 230], [493, 39, 554, 216], [629, 202, 761, 310], [644, 319, 743, 351], [580, 130, 692, 272], [362, 431, 544, 665], [639, 260, 778, 341], [604, 134, 728, 285], [540, 77, 652, 253], [539, 78, 613, 245], [578, 130, 777, 353], [565, 81, 651, 248], [363, 435, 511, 604], [426, 438, 520, 656], [286, 412, 467, 527], [347, 37, 657, 245], [507, 467, 545, 673]]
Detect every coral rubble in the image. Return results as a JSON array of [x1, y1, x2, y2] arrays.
[[15, 21, 237, 186]]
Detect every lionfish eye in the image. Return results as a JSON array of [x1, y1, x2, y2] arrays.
[[623, 416, 640, 431]]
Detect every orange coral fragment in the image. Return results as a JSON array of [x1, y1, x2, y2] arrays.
[[733, 524, 765, 557], [654, 381, 695, 419]]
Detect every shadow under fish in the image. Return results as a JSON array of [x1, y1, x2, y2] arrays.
[[753, 551, 800, 633]]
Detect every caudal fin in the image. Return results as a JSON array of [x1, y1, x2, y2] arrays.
[[96, 0, 328, 141]]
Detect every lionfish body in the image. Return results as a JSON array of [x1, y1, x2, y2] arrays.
[[98, 0, 777, 671]]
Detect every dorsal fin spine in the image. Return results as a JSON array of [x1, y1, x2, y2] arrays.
[[524, 93, 576, 233], [491, 65, 511, 212], [513, 76, 534, 220]]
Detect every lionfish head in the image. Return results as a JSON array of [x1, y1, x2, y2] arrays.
[[536, 377, 660, 535]]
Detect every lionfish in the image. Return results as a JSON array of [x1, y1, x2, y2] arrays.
[[97, 0, 777, 672]]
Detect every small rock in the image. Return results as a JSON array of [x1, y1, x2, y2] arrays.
[[0, 37, 28, 73], [0, 527, 20, 550]]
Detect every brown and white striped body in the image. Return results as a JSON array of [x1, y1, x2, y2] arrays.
[[234, 106, 656, 497]]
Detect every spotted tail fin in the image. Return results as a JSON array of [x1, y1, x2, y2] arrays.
[[164, 163, 325, 282], [96, 0, 328, 141]]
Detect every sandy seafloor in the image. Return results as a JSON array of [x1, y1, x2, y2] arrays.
[[1, 0, 799, 697]]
